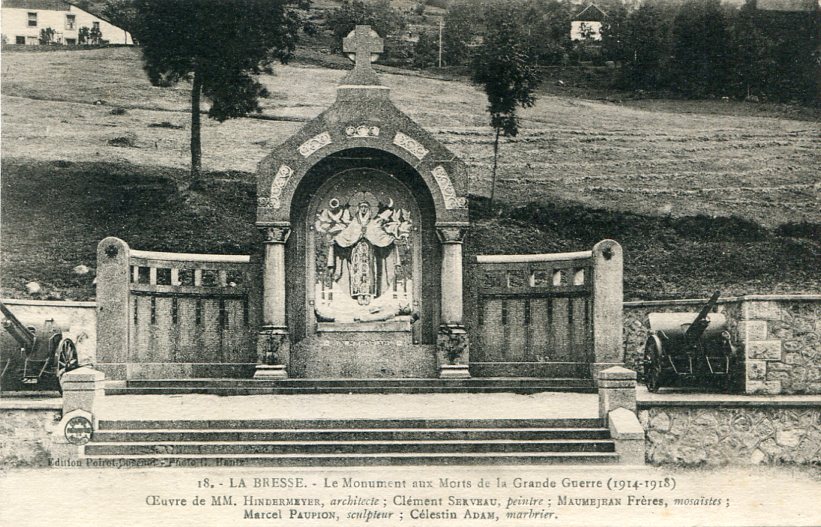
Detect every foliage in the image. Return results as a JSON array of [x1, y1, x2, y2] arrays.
[[599, 2, 628, 63], [102, 0, 139, 36], [439, 0, 479, 66], [471, 2, 541, 204], [729, 2, 776, 99], [325, 0, 406, 53], [131, 0, 305, 187], [668, 0, 732, 97], [729, 0, 819, 104], [521, 0, 573, 65], [38, 27, 56, 45], [618, 2, 670, 90], [412, 30, 439, 68]]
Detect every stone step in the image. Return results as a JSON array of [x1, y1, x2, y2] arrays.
[[106, 386, 595, 395], [80, 451, 620, 466], [122, 377, 592, 388], [90, 428, 611, 442], [84, 439, 616, 456], [107, 385, 594, 393], [97, 417, 603, 430]]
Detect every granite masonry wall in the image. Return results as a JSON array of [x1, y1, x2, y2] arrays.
[[738, 297, 821, 395], [638, 400, 821, 466]]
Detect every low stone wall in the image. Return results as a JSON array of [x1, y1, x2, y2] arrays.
[[0, 399, 65, 467], [638, 394, 821, 466]]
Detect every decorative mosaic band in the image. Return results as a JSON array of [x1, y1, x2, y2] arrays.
[[345, 125, 380, 138], [393, 131, 429, 160], [298, 132, 332, 158], [432, 165, 468, 210], [269, 165, 293, 209]]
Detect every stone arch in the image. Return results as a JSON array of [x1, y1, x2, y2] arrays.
[[255, 116, 470, 227], [284, 147, 442, 348]]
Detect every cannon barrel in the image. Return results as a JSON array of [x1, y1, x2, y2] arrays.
[[0, 300, 36, 350], [683, 290, 721, 343]]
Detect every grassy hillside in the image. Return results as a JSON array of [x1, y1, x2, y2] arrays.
[[1, 47, 819, 300]]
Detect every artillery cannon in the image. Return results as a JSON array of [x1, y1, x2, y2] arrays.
[[0, 300, 79, 391], [643, 291, 737, 392]]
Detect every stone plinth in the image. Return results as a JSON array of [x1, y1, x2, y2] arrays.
[[291, 324, 436, 377], [62, 367, 106, 416], [598, 366, 637, 419], [608, 407, 645, 465]]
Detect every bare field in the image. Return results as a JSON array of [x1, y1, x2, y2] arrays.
[[2, 47, 818, 227]]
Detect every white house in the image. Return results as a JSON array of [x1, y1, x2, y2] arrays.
[[2, 0, 132, 46], [570, 4, 607, 42]]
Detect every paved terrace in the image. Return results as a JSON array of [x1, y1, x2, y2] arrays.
[[90, 392, 600, 421]]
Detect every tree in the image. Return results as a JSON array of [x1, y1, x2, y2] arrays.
[[600, 2, 628, 63], [619, 2, 670, 90], [39, 27, 56, 45], [412, 30, 439, 68], [729, 1, 775, 99], [522, 0, 573, 66], [132, 0, 304, 189], [440, 0, 479, 66], [471, 3, 540, 206], [669, 0, 732, 97], [326, 0, 405, 53], [102, 0, 139, 40]]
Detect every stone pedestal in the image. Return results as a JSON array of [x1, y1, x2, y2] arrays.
[[62, 367, 106, 416], [255, 226, 290, 379], [598, 366, 637, 419]]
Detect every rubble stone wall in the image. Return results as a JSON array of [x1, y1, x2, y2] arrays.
[[0, 404, 63, 467], [639, 403, 821, 466]]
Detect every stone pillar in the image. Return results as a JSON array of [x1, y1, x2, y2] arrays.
[[255, 225, 290, 379], [598, 366, 637, 419], [436, 226, 470, 379], [95, 237, 130, 381], [590, 239, 624, 383]]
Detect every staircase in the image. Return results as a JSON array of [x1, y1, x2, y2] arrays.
[[83, 417, 619, 466], [106, 378, 595, 395]]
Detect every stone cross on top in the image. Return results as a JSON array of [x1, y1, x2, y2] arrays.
[[342, 25, 383, 86]]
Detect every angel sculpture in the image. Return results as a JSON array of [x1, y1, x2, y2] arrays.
[[315, 191, 412, 307]]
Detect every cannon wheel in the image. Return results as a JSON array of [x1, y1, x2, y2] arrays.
[[55, 338, 79, 381], [644, 335, 665, 393]]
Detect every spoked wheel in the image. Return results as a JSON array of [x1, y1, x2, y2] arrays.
[[55, 338, 79, 382], [644, 336, 664, 393]]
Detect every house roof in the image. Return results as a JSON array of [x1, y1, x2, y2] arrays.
[[757, 0, 817, 11], [573, 4, 607, 22], [2, 0, 71, 10]]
